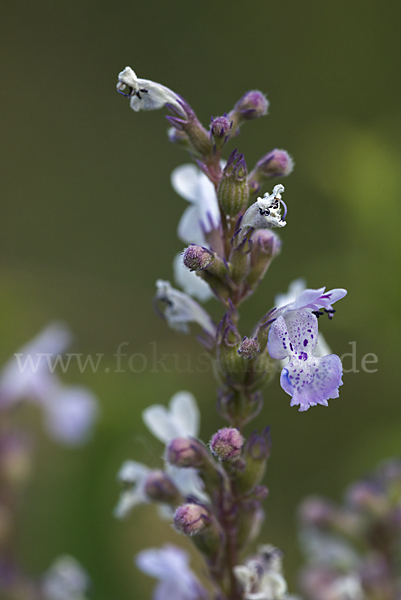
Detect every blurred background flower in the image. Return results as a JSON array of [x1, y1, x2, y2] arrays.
[[1, 0, 401, 598]]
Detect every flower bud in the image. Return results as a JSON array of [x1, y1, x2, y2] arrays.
[[237, 428, 271, 492], [166, 437, 208, 468], [229, 91, 269, 132], [174, 503, 209, 535], [210, 428, 244, 461], [217, 150, 249, 217], [249, 149, 294, 194], [247, 230, 282, 288], [238, 337, 260, 359], [144, 470, 181, 504], [210, 115, 233, 150], [174, 503, 225, 560], [182, 245, 214, 271]]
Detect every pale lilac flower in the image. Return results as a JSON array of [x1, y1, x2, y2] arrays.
[[135, 544, 207, 600], [155, 280, 216, 337], [171, 164, 220, 246], [117, 67, 186, 117], [42, 555, 89, 600], [0, 324, 99, 445], [268, 286, 347, 411], [173, 253, 213, 303]]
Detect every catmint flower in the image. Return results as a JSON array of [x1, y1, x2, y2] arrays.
[[241, 185, 287, 233], [234, 545, 288, 600], [173, 253, 213, 303], [41, 555, 90, 600], [135, 544, 207, 600], [171, 164, 220, 247], [117, 66, 186, 117], [155, 280, 216, 337], [209, 427, 244, 461], [0, 324, 99, 445], [114, 460, 152, 518], [268, 286, 347, 411], [249, 149, 294, 194]]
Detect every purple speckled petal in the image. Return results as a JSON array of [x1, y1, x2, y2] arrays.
[[281, 353, 343, 411], [283, 309, 318, 356], [267, 316, 290, 360], [268, 309, 318, 360]]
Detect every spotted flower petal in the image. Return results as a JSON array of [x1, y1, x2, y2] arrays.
[[268, 310, 343, 411]]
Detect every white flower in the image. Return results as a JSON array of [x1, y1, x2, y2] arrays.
[[135, 544, 207, 600], [0, 324, 99, 446], [234, 545, 288, 600], [142, 391, 199, 443], [42, 555, 89, 600], [242, 185, 287, 232], [173, 253, 213, 303], [114, 392, 207, 518], [117, 67, 186, 117], [155, 280, 216, 337], [171, 164, 220, 246]]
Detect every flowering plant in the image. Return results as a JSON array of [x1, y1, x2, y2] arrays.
[[114, 67, 347, 600]]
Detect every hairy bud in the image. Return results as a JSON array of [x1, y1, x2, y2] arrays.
[[182, 245, 214, 271], [166, 437, 209, 468], [210, 115, 233, 150], [210, 428, 244, 461], [229, 90, 269, 133], [249, 149, 294, 194]]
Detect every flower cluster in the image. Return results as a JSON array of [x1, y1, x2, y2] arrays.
[[299, 458, 401, 600], [115, 66, 348, 599]]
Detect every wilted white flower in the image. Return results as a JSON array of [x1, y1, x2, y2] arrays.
[[117, 66, 186, 116]]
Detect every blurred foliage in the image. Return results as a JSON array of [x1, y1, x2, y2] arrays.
[[1, 0, 401, 597]]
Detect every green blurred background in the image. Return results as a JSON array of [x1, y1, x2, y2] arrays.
[[1, 0, 401, 597]]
